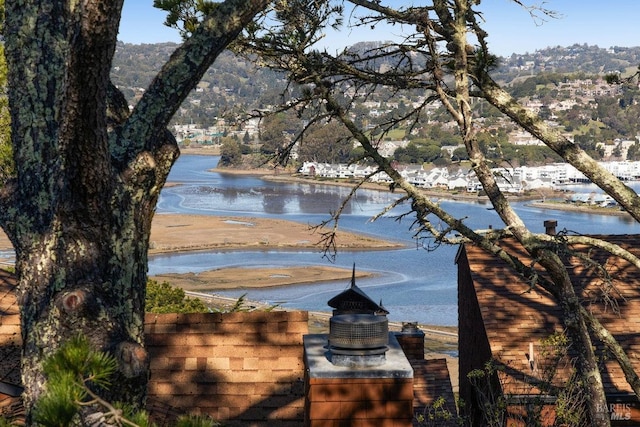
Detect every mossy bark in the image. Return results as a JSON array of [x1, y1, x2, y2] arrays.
[[0, 0, 269, 423]]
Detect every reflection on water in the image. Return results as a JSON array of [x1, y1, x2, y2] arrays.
[[163, 178, 397, 216], [151, 155, 640, 326]]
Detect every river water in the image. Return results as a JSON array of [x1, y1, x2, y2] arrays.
[[149, 155, 640, 326]]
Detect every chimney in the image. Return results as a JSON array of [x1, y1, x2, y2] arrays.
[[544, 220, 557, 235], [303, 265, 414, 426], [326, 265, 389, 367], [394, 322, 425, 361]]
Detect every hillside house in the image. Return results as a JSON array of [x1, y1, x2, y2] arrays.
[[457, 227, 640, 425]]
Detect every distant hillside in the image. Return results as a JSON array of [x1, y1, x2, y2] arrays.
[[493, 44, 640, 83], [111, 41, 640, 125], [111, 41, 288, 124]]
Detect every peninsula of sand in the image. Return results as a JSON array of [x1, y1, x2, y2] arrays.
[[147, 213, 404, 290], [0, 212, 404, 291]]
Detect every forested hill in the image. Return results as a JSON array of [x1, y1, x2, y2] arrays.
[[492, 44, 640, 82], [111, 42, 287, 123], [111, 41, 640, 124]]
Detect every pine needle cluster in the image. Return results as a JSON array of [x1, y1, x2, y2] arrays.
[[31, 335, 220, 427]]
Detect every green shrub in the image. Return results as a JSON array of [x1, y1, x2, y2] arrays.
[[145, 280, 209, 314], [31, 335, 223, 427], [33, 336, 119, 426]]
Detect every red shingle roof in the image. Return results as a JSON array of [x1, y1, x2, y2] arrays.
[[412, 358, 457, 425], [462, 235, 640, 397]]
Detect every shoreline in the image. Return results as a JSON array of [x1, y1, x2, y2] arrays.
[[212, 166, 566, 203], [213, 164, 635, 217], [526, 200, 631, 216], [181, 147, 631, 208]]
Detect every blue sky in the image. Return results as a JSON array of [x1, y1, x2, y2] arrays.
[[119, 1, 640, 57]]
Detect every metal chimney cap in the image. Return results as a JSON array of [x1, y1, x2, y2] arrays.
[[544, 220, 558, 235], [327, 264, 389, 315], [329, 313, 389, 352]]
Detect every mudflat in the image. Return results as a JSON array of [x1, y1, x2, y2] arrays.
[[151, 266, 374, 292], [0, 213, 403, 289], [147, 213, 402, 288], [149, 213, 403, 255]]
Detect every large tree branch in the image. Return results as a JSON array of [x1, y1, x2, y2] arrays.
[[432, 0, 534, 245], [477, 73, 640, 223], [3, 0, 125, 237], [4, 0, 68, 229], [582, 306, 640, 397], [115, 0, 270, 168], [565, 235, 640, 270], [61, 1, 124, 219]]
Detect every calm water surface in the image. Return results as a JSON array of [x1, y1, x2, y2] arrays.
[[150, 155, 640, 325]]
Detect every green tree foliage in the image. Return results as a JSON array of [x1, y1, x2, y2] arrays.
[[394, 142, 446, 164], [154, 0, 218, 38], [415, 396, 462, 426], [574, 134, 605, 159], [592, 86, 640, 138], [145, 280, 209, 314], [452, 146, 469, 161], [219, 137, 243, 166], [33, 336, 119, 426], [175, 415, 221, 427], [498, 143, 563, 166], [297, 121, 354, 163], [0, 0, 13, 183], [258, 111, 300, 156], [32, 335, 221, 427], [628, 142, 640, 160]]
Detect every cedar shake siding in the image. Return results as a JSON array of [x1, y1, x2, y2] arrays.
[[145, 311, 308, 426], [457, 235, 640, 426], [456, 245, 494, 425]]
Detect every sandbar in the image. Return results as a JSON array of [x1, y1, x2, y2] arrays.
[[0, 213, 403, 289], [149, 213, 403, 254], [151, 265, 373, 292], [147, 213, 401, 290]]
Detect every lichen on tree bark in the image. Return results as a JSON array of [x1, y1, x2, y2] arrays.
[[0, 0, 270, 422]]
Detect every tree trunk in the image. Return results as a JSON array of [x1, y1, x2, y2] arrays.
[[0, 0, 269, 422], [2, 0, 174, 414], [541, 256, 610, 427]]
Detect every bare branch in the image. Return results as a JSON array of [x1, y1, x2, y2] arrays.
[[310, 169, 382, 260]]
